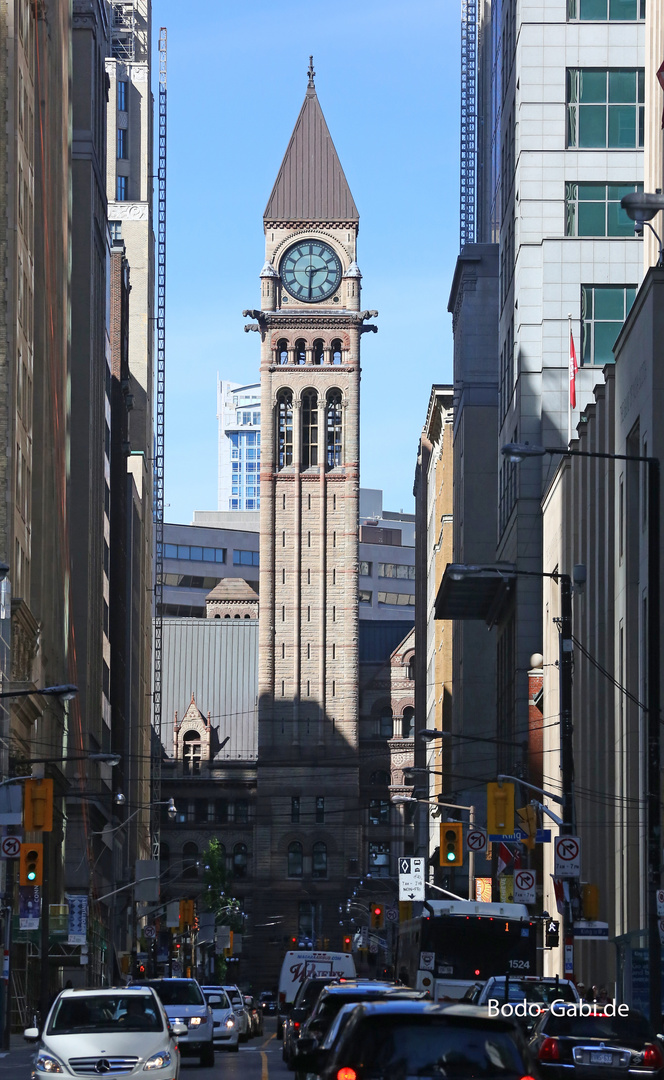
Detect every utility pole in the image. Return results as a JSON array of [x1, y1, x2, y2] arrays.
[[647, 460, 661, 1027], [558, 573, 575, 980]]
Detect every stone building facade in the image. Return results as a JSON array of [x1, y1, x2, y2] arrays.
[[249, 66, 378, 981]]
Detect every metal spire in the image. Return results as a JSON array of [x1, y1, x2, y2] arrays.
[[307, 55, 315, 89]]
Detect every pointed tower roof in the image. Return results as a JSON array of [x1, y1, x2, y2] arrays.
[[264, 58, 359, 224]]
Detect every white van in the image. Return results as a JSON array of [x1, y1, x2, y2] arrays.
[[277, 950, 357, 1036]]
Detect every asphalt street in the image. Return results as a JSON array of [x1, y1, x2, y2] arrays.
[[1, 1018, 288, 1079]]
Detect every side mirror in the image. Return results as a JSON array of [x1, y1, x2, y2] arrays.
[[171, 1021, 188, 1037], [24, 1027, 40, 1042]]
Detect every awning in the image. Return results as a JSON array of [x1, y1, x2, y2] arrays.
[[434, 563, 517, 628]]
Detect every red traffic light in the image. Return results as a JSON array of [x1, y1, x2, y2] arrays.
[[138, 964, 145, 974], [374, 907, 381, 915]]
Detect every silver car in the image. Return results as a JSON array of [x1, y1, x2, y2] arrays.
[[134, 977, 215, 1066], [222, 983, 251, 1041], [24, 986, 184, 1079], [202, 986, 240, 1051]]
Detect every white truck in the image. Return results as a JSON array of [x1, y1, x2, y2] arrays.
[[277, 950, 356, 1037]]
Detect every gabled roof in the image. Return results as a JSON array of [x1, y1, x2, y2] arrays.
[[264, 74, 358, 224]]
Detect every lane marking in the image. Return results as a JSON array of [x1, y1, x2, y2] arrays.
[[261, 1049, 268, 1080]]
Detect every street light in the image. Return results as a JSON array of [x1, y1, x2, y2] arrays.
[[621, 191, 664, 266], [392, 792, 476, 900], [502, 439, 661, 1027]]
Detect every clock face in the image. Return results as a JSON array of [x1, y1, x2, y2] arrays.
[[280, 240, 342, 303]]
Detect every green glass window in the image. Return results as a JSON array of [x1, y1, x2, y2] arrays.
[[565, 182, 643, 236], [568, 0, 644, 16], [567, 69, 644, 148], [581, 285, 637, 365]]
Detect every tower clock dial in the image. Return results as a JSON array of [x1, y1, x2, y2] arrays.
[[280, 240, 342, 303]]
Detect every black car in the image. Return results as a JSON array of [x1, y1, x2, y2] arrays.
[[294, 981, 427, 1075], [297, 1000, 540, 1080], [260, 991, 277, 1015], [529, 1006, 664, 1080], [282, 975, 339, 1068]]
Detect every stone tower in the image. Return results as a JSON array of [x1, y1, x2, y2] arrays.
[[246, 61, 376, 975]]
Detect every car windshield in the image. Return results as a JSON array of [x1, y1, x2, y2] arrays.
[[48, 995, 163, 1035], [488, 981, 577, 1004], [205, 991, 231, 1010], [544, 1012, 653, 1041], [342, 1018, 526, 1078], [148, 981, 204, 1006]]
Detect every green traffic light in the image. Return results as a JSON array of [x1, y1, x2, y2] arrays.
[[446, 850, 456, 862]]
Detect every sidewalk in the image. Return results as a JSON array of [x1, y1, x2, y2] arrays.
[[0, 1034, 34, 1075]]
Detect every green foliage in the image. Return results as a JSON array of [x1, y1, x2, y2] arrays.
[[201, 839, 243, 931]]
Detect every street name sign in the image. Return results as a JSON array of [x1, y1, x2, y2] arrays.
[[574, 922, 609, 939], [399, 856, 425, 901]]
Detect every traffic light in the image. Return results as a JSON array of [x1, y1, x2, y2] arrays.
[[23, 778, 54, 832], [179, 899, 194, 929], [20, 843, 43, 885], [342, 935, 352, 953], [516, 804, 537, 850], [486, 782, 515, 836], [440, 822, 463, 866], [370, 904, 384, 929], [545, 920, 560, 948]]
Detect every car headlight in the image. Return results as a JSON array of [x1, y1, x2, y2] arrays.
[[225, 1018, 235, 1029], [188, 1015, 205, 1026], [35, 1056, 64, 1074], [143, 1050, 172, 1071]]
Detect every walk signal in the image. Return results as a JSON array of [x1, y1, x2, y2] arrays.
[[20, 843, 43, 885], [370, 904, 384, 929], [516, 804, 537, 850], [440, 822, 463, 866], [343, 935, 352, 953], [23, 778, 54, 832], [545, 920, 560, 948], [486, 782, 515, 835]]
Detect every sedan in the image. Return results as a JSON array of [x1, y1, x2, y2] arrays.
[[203, 987, 239, 1052], [529, 1006, 664, 1080], [297, 1000, 540, 1080]]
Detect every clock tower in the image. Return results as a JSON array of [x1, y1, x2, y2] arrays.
[[245, 61, 376, 971]]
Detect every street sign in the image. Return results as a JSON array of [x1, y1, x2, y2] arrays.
[[420, 951, 435, 970], [554, 836, 581, 878], [144, 925, 156, 939], [574, 922, 609, 939], [490, 828, 551, 843], [398, 856, 425, 901], [385, 906, 399, 923], [1, 836, 20, 859], [564, 943, 574, 974], [514, 869, 536, 904], [659, 920, 664, 945], [467, 829, 487, 852], [658, 890, 664, 916]]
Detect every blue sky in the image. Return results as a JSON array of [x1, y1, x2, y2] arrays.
[[155, 0, 460, 523]]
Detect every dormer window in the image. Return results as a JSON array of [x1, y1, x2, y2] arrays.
[[183, 730, 202, 775]]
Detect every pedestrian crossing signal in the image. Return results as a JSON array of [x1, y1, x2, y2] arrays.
[[545, 920, 560, 948]]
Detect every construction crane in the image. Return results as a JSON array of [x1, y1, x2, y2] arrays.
[[152, 27, 167, 862], [460, 0, 477, 248]]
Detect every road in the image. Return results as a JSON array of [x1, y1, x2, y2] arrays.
[[6, 1019, 290, 1079]]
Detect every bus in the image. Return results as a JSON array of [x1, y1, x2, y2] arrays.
[[396, 899, 537, 1001]]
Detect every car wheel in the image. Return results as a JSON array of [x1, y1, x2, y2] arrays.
[[200, 1043, 215, 1068], [231, 1041, 239, 1052]]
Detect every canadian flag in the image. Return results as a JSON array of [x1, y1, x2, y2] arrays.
[[569, 329, 578, 409], [497, 843, 512, 876]]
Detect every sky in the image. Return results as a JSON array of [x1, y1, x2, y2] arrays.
[[154, 0, 460, 524]]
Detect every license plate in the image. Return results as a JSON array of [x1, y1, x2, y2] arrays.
[[590, 1052, 614, 1065]]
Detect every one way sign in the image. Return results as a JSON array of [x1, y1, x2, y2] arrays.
[[398, 857, 425, 902]]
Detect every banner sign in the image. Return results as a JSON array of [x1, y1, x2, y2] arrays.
[[19, 885, 41, 930], [66, 894, 88, 945]]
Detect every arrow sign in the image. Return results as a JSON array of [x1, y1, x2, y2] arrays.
[[399, 856, 425, 902], [554, 836, 581, 877], [1, 836, 20, 859], [467, 829, 487, 852], [514, 869, 536, 903]]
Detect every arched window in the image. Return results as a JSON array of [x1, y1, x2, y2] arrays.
[[313, 339, 324, 365], [277, 338, 289, 365], [302, 390, 318, 469], [233, 843, 248, 879], [214, 614, 220, 619], [379, 707, 393, 738], [288, 841, 303, 878], [407, 656, 415, 682], [234, 614, 240, 619], [244, 613, 251, 619], [312, 841, 328, 879], [370, 770, 391, 786], [326, 391, 342, 468], [182, 730, 202, 775], [224, 614, 230, 619], [295, 338, 306, 365], [331, 338, 343, 365], [277, 390, 293, 468], [182, 842, 198, 880], [402, 706, 415, 738]]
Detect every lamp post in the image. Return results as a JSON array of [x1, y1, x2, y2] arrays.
[[0, 683, 78, 702], [392, 791, 476, 900], [503, 440, 661, 1026]]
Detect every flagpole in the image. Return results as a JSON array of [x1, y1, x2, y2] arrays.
[[568, 313, 572, 446]]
